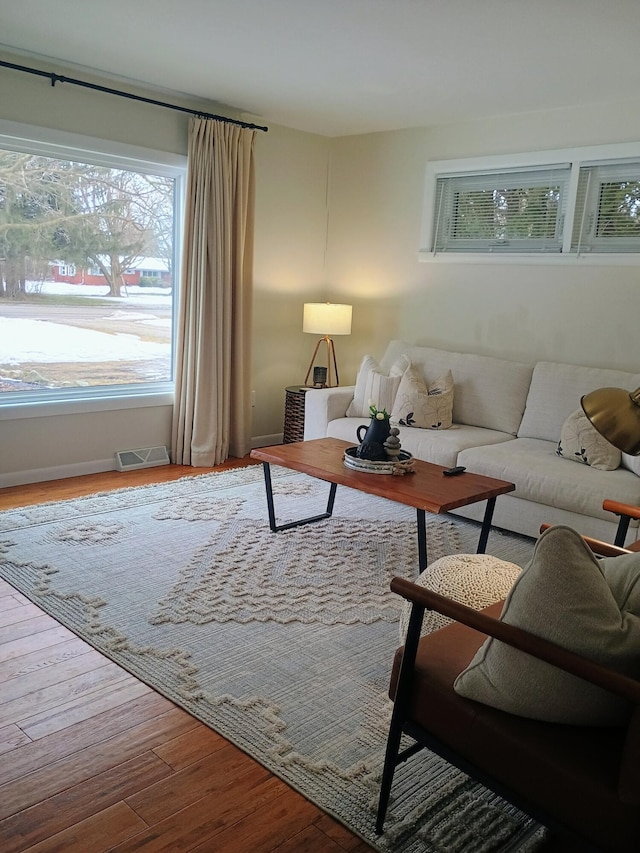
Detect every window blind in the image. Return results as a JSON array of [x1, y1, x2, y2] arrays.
[[572, 161, 640, 254], [432, 166, 571, 254]]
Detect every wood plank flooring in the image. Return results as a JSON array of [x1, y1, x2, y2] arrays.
[[0, 462, 374, 853]]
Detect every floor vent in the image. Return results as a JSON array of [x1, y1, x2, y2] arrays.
[[115, 446, 170, 472]]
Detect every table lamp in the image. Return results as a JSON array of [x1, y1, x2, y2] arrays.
[[581, 386, 640, 455], [303, 302, 352, 387]]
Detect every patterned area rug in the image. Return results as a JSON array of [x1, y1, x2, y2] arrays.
[[0, 464, 544, 852]]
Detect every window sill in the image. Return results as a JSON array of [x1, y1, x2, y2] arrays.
[[418, 252, 640, 266], [0, 390, 174, 421]]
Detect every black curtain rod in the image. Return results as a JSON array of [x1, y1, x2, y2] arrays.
[[0, 58, 268, 132]]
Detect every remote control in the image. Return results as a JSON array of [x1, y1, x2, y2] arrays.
[[443, 466, 466, 477]]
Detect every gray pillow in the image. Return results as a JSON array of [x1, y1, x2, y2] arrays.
[[454, 525, 640, 725]]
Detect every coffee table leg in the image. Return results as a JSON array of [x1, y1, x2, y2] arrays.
[[261, 462, 337, 532], [417, 509, 427, 574], [477, 497, 497, 553]]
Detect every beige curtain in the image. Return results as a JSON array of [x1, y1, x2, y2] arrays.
[[172, 118, 256, 466]]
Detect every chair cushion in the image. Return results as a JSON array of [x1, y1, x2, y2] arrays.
[[454, 525, 640, 725]]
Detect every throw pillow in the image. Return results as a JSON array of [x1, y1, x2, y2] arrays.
[[398, 553, 521, 644], [556, 408, 621, 471], [390, 366, 454, 429], [454, 525, 640, 725], [345, 354, 410, 418]]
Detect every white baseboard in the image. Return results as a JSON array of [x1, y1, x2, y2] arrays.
[[1, 436, 284, 489], [0, 458, 117, 489], [251, 433, 282, 448]]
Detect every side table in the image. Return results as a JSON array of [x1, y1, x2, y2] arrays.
[[283, 385, 310, 443]]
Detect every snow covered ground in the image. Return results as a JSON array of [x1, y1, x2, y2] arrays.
[[0, 282, 172, 364], [37, 281, 173, 308]]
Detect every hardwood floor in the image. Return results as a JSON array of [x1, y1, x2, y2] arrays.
[[0, 462, 374, 853]]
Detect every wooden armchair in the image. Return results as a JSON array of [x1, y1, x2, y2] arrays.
[[376, 533, 640, 852], [603, 498, 640, 550]]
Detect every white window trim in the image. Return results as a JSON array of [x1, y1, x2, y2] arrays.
[[419, 141, 640, 265], [0, 119, 186, 416]]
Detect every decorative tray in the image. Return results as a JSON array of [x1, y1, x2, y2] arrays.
[[343, 446, 415, 475]]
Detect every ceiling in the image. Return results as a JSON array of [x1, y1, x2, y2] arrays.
[[2, 0, 640, 137]]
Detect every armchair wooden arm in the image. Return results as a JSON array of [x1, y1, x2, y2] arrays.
[[603, 499, 640, 521], [602, 499, 640, 549], [539, 523, 632, 557], [390, 577, 640, 706]]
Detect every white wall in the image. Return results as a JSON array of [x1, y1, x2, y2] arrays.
[[0, 51, 330, 484], [2, 48, 640, 485], [326, 103, 640, 382]]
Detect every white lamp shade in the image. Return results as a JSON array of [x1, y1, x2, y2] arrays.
[[303, 303, 352, 336]]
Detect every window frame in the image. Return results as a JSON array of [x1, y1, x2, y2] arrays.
[[0, 119, 186, 419], [419, 141, 640, 265]]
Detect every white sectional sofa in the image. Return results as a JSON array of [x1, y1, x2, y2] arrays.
[[303, 340, 640, 543]]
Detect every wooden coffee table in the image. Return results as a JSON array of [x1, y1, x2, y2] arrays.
[[250, 438, 515, 572]]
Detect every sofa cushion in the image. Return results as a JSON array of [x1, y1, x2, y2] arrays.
[[380, 341, 532, 435], [391, 366, 454, 429], [454, 525, 640, 725], [345, 353, 410, 418], [327, 419, 516, 468], [518, 361, 640, 443], [556, 409, 621, 471], [458, 437, 640, 523], [622, 453, 640, 477]]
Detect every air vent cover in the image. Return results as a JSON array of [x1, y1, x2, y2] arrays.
[[115, 445, 170, 471]]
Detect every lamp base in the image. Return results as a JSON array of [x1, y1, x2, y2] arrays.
[[304, 336, 340, 387]]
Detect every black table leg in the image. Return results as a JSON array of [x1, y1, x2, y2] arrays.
[[476, 496, 497, 554], [261, 461, 337, 532], [416, 509, 427, 574]]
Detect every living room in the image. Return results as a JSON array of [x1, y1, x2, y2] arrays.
[[1, 3, 640, 486], [1, 3, 640, 852]]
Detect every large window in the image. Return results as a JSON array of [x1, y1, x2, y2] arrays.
[[0, 124, 184, 409], [421, 143, 640, 262]]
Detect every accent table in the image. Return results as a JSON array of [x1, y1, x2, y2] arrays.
[[283, 385, 310, 444], [250, 437, 516, 573]]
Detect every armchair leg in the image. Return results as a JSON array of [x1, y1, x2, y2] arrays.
[[614, 514, 631, 548], [375, 710, 404, 834], [376, 602, 426, 834]]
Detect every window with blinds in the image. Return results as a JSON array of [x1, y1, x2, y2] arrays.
[[432, 167, 570, 253], [572, 161, 640, 254], [422, 146, 640, 260]]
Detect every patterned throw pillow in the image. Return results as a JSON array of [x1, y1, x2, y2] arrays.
[[390, 366, 454, 429], [345, 354, 410, 418], [556, 409, 621, 471]]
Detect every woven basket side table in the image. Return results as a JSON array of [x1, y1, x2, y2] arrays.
[[283, 385, 310, 443]]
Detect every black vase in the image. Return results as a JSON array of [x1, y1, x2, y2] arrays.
[[356, 417, 391, 461]]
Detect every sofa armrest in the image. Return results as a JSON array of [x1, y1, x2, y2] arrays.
[[303, 386, 355, 440]]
